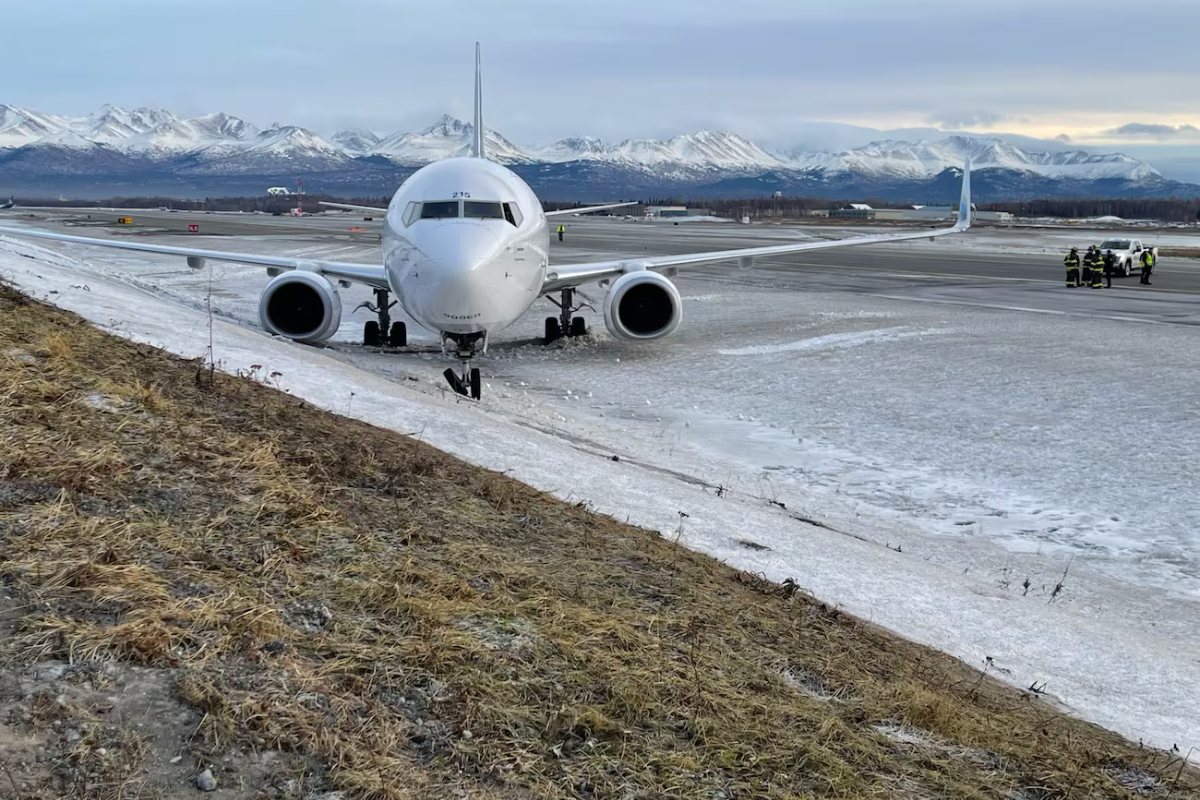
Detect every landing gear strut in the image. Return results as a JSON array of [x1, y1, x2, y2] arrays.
[[442, 332, 485, 400], [544, 287, 591, 344], [357, 287, 406, 347]]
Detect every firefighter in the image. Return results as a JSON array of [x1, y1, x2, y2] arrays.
[[1064, 247, 1081, 287], [1102, 249, 1116, 288], [1081, 246, 1096, 286], [1140, 247, 1155, 284], [557, 224, 565, 242]]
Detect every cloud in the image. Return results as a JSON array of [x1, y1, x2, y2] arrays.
[[928, 111, 1013, 129], [1103, 123, 1200, 139], [1055, 133, 1073, 142]]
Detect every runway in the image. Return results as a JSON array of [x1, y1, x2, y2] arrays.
[[7, 208, 1200, 327]]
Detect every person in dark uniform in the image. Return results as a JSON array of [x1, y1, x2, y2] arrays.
[[1081, 246, 1096, 286], [1064, 247, 1081, 287], [1140, 248, 1155, 284], [1102, 249, 1116, 288], [557, 224, 565, 242]]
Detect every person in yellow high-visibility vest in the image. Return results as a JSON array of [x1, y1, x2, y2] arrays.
[[1140, 248, 1155, 285], [557, 224, 565, 242]]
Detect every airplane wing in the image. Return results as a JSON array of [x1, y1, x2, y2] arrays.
[[0, 225, 388, 288], [318, 201, 387, 214], [542, 161, 972, 293], [544, 202, 637, 218]]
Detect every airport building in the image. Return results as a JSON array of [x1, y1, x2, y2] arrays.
[[830, 203, 876, 219], [644, 205, 691, 218]]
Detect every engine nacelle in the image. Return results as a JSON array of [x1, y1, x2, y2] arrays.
[[257, 271, 342, 344], [602, 270, 682, 341]]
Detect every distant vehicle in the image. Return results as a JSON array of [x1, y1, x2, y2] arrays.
[[266, 187, 291, 196], [1097, 238, 1156, 277], [0, 197, 14, 210]]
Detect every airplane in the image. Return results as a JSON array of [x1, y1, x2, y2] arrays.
[[0, 44, 972, 401], [0, 197, 13, 210]]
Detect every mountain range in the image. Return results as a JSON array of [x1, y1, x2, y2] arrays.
[[1, 104, 1196, 201]]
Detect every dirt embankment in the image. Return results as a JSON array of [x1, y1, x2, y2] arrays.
[[1, 283, 1195, 799]]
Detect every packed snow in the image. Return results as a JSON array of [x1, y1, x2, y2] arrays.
[[0, 229, 1198, 758]]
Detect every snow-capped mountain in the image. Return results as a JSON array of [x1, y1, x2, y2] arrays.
[[0, 105, 72, 148], [178, 125, 352, 176], [369, 114, 530, 165], [330, 129, 381, 156], [189, 112, 259, 142], [528, 130, 782, 172], [1, 103, 1194, 200], [780, 136, 1160, 182], [77, 105, 178, 144]]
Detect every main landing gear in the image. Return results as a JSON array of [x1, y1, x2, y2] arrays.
[[544, 287, 591, 344], [442, 332, 484, 400], [357, 287, 407, 347]]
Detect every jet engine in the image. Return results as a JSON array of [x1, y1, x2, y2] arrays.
[[602, 270, 682, 341], [257, 271, 342, 344]]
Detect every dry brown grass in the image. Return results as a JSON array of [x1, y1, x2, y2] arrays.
[[0, 282, 1196, 800]]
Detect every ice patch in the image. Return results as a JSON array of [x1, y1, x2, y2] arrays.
[[718, 326, 950, 356]]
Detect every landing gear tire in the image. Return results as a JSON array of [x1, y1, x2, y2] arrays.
[[469, 368, 481, 400], [388, 321, 407, 347], [544, 316, 562, 345], [364, 321, 381, 346], [569, 316, 587, 337]]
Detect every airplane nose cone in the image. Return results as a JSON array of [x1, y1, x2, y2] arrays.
[[414, 222, 507, 329], [419, 223, 504, 271]]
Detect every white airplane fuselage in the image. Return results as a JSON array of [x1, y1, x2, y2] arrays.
[[381, 157, 550, 340]]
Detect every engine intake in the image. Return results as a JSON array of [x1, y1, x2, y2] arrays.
[[258, 271, 342, 344], [602, 271, 682, 341]]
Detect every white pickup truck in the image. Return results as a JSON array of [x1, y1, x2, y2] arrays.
[[1096, 238, 1157, 277]]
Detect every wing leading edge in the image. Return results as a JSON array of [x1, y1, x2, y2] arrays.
[[319, 201, 387, 214], [544, 202, 638, 218], [0, 225, 388, 288], [543, 159, 973, 293]]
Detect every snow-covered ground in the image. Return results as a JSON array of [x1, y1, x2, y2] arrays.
[[1, 228, 1198, 757]]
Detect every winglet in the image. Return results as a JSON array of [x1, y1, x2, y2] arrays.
[[472, 42, 485, 159], [956, 156, 972, 229]]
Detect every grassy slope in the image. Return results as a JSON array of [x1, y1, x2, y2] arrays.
[[0, 284, 1194, 800]]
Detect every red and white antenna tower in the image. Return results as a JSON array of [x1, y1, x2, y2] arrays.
[[292, 177, 304, 216]]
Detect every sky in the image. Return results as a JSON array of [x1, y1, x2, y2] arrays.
[[5, 0, 1199, 176]]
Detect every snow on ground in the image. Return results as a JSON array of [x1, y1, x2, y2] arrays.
[[1, 232, 1199, 756]]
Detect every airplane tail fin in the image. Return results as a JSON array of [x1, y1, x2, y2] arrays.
[[956, 156, 972, 229], [472, 42, 485, 159]]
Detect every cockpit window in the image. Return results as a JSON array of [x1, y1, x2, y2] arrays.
[[503, 202, 521, 226], [420, 201, 460, 219], [463, 201, 505, 220]]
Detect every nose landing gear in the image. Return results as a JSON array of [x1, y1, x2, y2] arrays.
[[544, 287, 592, 344], [442, 332, 485, 400], [357, 287, 407, 347]]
